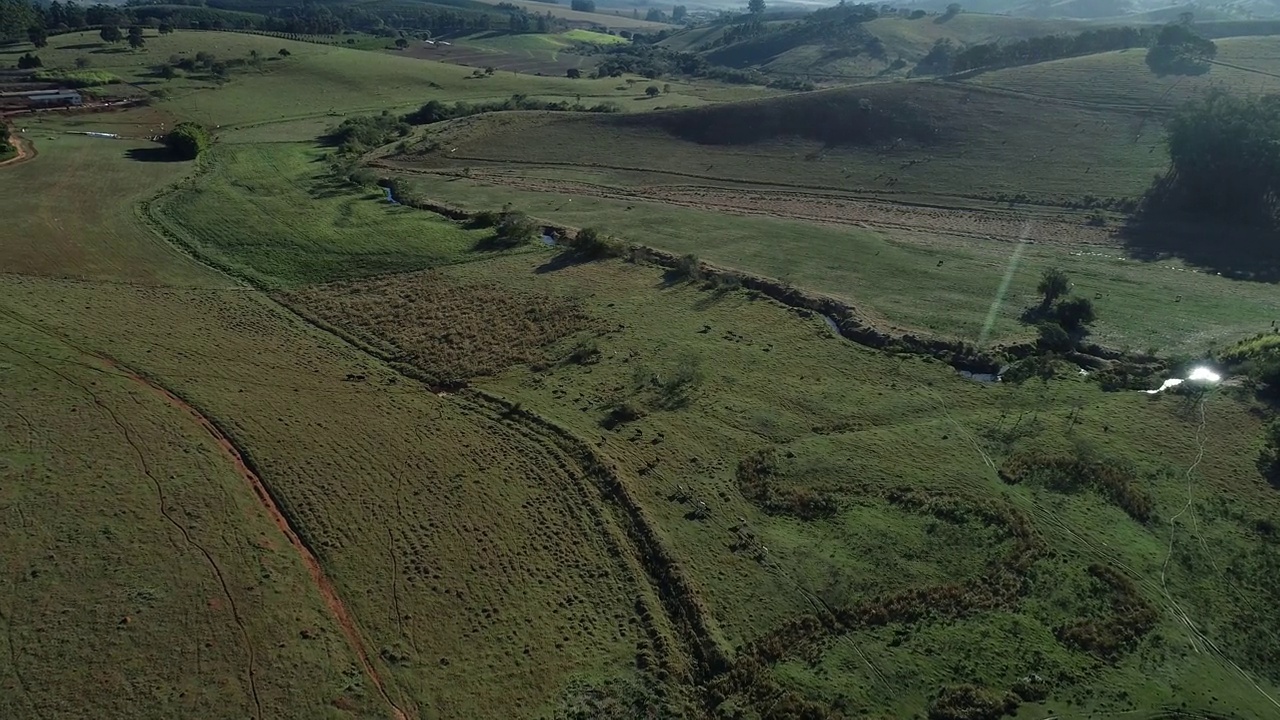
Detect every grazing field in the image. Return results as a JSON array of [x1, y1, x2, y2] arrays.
[[866, 13, 1093, 59], [0, 30, 668, 130], [965, 35, 1280, 110], [0, 111, 663, 719], [402, 32, 596, 76], [0, 313, 373, 720], [150, 142, 500, 286], [282, 244, 1280, 718], [391, 82, 1166, 203], [7, 17, 1280, 720], [0, 122, 220, 286], [365, 170, 1280, 353], [467, 0, 670, 30]]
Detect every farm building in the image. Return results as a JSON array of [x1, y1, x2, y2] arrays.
[[28, 90, 82, 107]]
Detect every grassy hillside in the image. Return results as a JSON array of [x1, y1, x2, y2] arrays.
[[468, 0, 670, 29], [867, 12, 1093, 58], [964, 35, 1280, 110], [378, 78, 1280, 350], [394, 82, 1165, 202], [152, 143, 497, 286], [286, 238, 1280, 719], [0, 111, 659, 719], [7, 18, 1280, 720], [0, 29, 681, 129]]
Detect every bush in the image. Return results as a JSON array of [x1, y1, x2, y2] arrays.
[[568, 337, 601, 365], [1261, 420, 1280, 488], [327, 112, 410, 154], [17, 53, 42, 69], [163, 122, 211, 160], [570, 227, 623, 258], [1036, 322, 1072, 352], [673, 253, 701, 281], [1054, 297, 1097, 331], [657, 352, 703, 408], [494, 210, 538, 246], [468, 209, 499, 229], [928, 685, 1018, 720]]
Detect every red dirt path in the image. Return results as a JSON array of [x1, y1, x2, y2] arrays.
[[110, 361, 413, 720]]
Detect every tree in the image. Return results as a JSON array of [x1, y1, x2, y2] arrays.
[[566, 67, 581, 78], [645, 84, 660, 97], [672, 5, 687, 22], [570, 0, 595, 11], [942, 3, 962, 19], [17, 52, 42, 69], [1037, 268, 1070, 307], [1146, 22, 1216, 75], [127, 26, 145, 50], [494, 209, 538, 246], [28, 25, 47, 48], [158, 63, 177, 79], [909, 9, 926, 19], [395, 37, 408, 49], [1037, 322, 1072, 352], [645, 8, 666, 22], [748, 0, 765, 14], [158, 22, 174, 34], [164, 122, 211, 159], [1054, 297, 1097, 332], [100, 25, 121, 43], [278, 48, 291, 57], [1162, 91, 1280, 223]]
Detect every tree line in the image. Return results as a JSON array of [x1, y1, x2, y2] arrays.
[[914, 18, 1225, 76], [927, 26, 1160, 74], [0, 0, 559, 43]]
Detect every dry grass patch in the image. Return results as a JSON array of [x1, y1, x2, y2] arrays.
[[285, 270, 597, 383]]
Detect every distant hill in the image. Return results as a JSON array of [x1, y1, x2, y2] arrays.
[[900, 0, 1280, 20], [654, 4, 1280, 80]]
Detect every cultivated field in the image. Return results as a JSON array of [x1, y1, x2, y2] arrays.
[[5, 18, 1280, 720]]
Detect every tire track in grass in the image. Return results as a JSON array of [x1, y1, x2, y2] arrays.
[[0, 312, 413, 720], [0, 339, 264, 720], [106, 361, 415, 720]]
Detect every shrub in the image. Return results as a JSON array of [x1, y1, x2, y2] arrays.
[[570, 227, 623, 258], [327, 112, 410, 154], [658, 352, 703, 406], [1260, 420, 1280, 488], [494, 210, 538, 246], [1000, 452, 1153, 522], [468, 209, 499, 229], [1036, 322, 1072, 352], [568, 337, 601, 365], [928, 685, 1019, 720], [673, 253, 701, 281], [17, 53, 42, 69], [1054, 297, 1097, 331], [1055, 564, 1158, 660], [163, 122, 211, 160]]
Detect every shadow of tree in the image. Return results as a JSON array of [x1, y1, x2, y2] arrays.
[[1121, 175, 1280, 282], [124, 147, 180, 162]]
